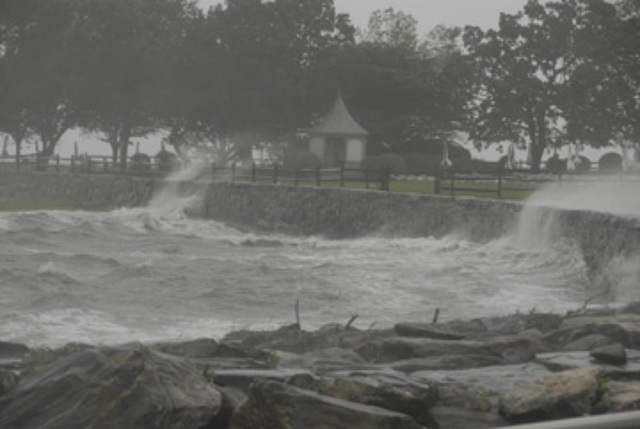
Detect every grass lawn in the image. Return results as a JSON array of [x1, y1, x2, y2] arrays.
[[0, 199, 81, 212]]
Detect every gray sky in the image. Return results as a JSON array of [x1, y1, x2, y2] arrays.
[[197, 1, 529, 34]]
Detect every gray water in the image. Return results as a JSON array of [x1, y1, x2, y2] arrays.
[[1, 182, 636, 348]]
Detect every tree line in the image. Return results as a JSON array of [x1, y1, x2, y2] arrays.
[[0, 0, 638, 171]]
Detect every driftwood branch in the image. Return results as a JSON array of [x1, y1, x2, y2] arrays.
[[345, 315, 358, 330]]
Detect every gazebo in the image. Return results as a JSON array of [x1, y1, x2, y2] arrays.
[[308, 94, 369, 168]]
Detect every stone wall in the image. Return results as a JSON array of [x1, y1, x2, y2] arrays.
[[0, 172, 158, 209], [2, 174, 639, 282]]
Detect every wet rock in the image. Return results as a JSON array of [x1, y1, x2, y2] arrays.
[[0, 342, 29, 359], [152, 337, 220, 357], [229, 380, 424, 429], [316, 369, 438, 427], [21, 342, 95, 377], [499, 367, 599, 423], [564, 334, 615, 351], [536, 350, 640, 379], [212, 386, 249, 429], [212, 368, 316, 391], [483, 335, 553, 364], [394, 323, 466, 340], [154, 337, 271, 361], [223, 324, 392, 355], [430, 406, 508, 429], [357, 337, 491, 364], [590, 343, 627, 366], [0, 369, 18, 396], [547, 313, 640, 348], [598, 381, 640, 412], [412, 363, 552, 413], [0, 359, 24, 371], [275, 347, 375, 375], [0, 344, 222, 429], [389, 354, 503, 373]]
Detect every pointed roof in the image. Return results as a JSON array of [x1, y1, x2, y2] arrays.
[[309, 94, 369, 138]]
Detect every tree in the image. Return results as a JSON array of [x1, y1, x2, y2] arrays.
[[71, 0, 193, 168], [464, 0, 633, 170], [359, 7, 418, 52], [0, 0, 78, 164]]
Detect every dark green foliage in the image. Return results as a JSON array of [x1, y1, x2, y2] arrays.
[[155, 150, 180, 172], [284, 151, 322, 170], [361, 153, 406, 175], [545, 155, 567, 174], [575, 156, 592, 172], [598, 152, 623, 172]]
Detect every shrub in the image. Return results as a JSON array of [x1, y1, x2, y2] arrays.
[[284, 151, 322, 169], [574, 155, 591, 172], [131, 152, 151, 172], [155, 150, 179, 172], [598, 152, 623, 172], [545, 155, 567, 174]]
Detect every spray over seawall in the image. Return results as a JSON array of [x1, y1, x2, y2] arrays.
[[512, 180, 640, 304]]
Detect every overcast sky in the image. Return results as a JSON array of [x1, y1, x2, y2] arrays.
[[197, 0, 530, 34]]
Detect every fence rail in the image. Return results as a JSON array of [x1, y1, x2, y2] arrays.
[[0, 155, 392, 190], [501, 410, 640, 429], [434, 167, 640, 199]]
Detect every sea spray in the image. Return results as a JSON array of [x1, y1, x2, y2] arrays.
[[511, 179, 640, 305]]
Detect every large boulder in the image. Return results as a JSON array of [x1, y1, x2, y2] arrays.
[[0, 344, 222, 429], [598, 381, 640, 412], [229, 380, 424, 429], [316, 369, 438, 427], [413, 363, 552, 413], [499, 368, 599, 423]]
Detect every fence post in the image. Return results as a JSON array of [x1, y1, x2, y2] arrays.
[[340, 163, 345, 187], [71, 157, 75, 174], [87, 158, 92, 174], [15, 146, 20, 173], [434, 168, 440, 194], [365, 169, 369, 189], [56, 154, 60, 173], [316, 167, 321, 187], [252, 162, 256, 183], [497, 168, 503, 199], [450, 170, 455, 196], [103, 157, 108, 173], [273, 164, 279, 184]]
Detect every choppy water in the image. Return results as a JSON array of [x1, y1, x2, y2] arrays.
[[1, 182, 635, 348]]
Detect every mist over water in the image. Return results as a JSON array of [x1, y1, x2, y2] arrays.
[[2, 177, 637, 348]]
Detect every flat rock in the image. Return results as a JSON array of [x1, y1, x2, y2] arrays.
[[229, 380, 423, 429], [412, 363, 552, 413], [275, 347, 376, 375], [598, 381, 640, 412], [394, 323, 466, 340], [0, 369, 18, 396], [564, 334, 616, 351], [431, 406, 508, 429], [389, 354, 503, 372], [0, 342, 29, 359], [499, 367, 599, 423], [212, 368, 316, 391], [591, 343, 627, 366], [317, 369, 438, 427], [357, 337, 492, 364], [0, 344, 222, 429], [536, 350, 640, 379]]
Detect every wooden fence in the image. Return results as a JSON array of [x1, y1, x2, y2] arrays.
[[0, 154, 392, 190], [435, 167, 640, 199]]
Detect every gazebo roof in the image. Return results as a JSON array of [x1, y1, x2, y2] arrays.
[[309, 94, 369, 138]]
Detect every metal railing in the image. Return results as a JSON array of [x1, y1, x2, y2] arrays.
[[501, 411, 640, 429]]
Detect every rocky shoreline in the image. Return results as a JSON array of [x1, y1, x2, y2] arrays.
[[3, 304, 640, 428]]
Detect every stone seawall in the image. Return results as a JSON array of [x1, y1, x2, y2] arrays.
[[202, 183, 640, 284], [1, 174, 639, 282], [0, 172, 158, 209], [203, 183, 524, 242]]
